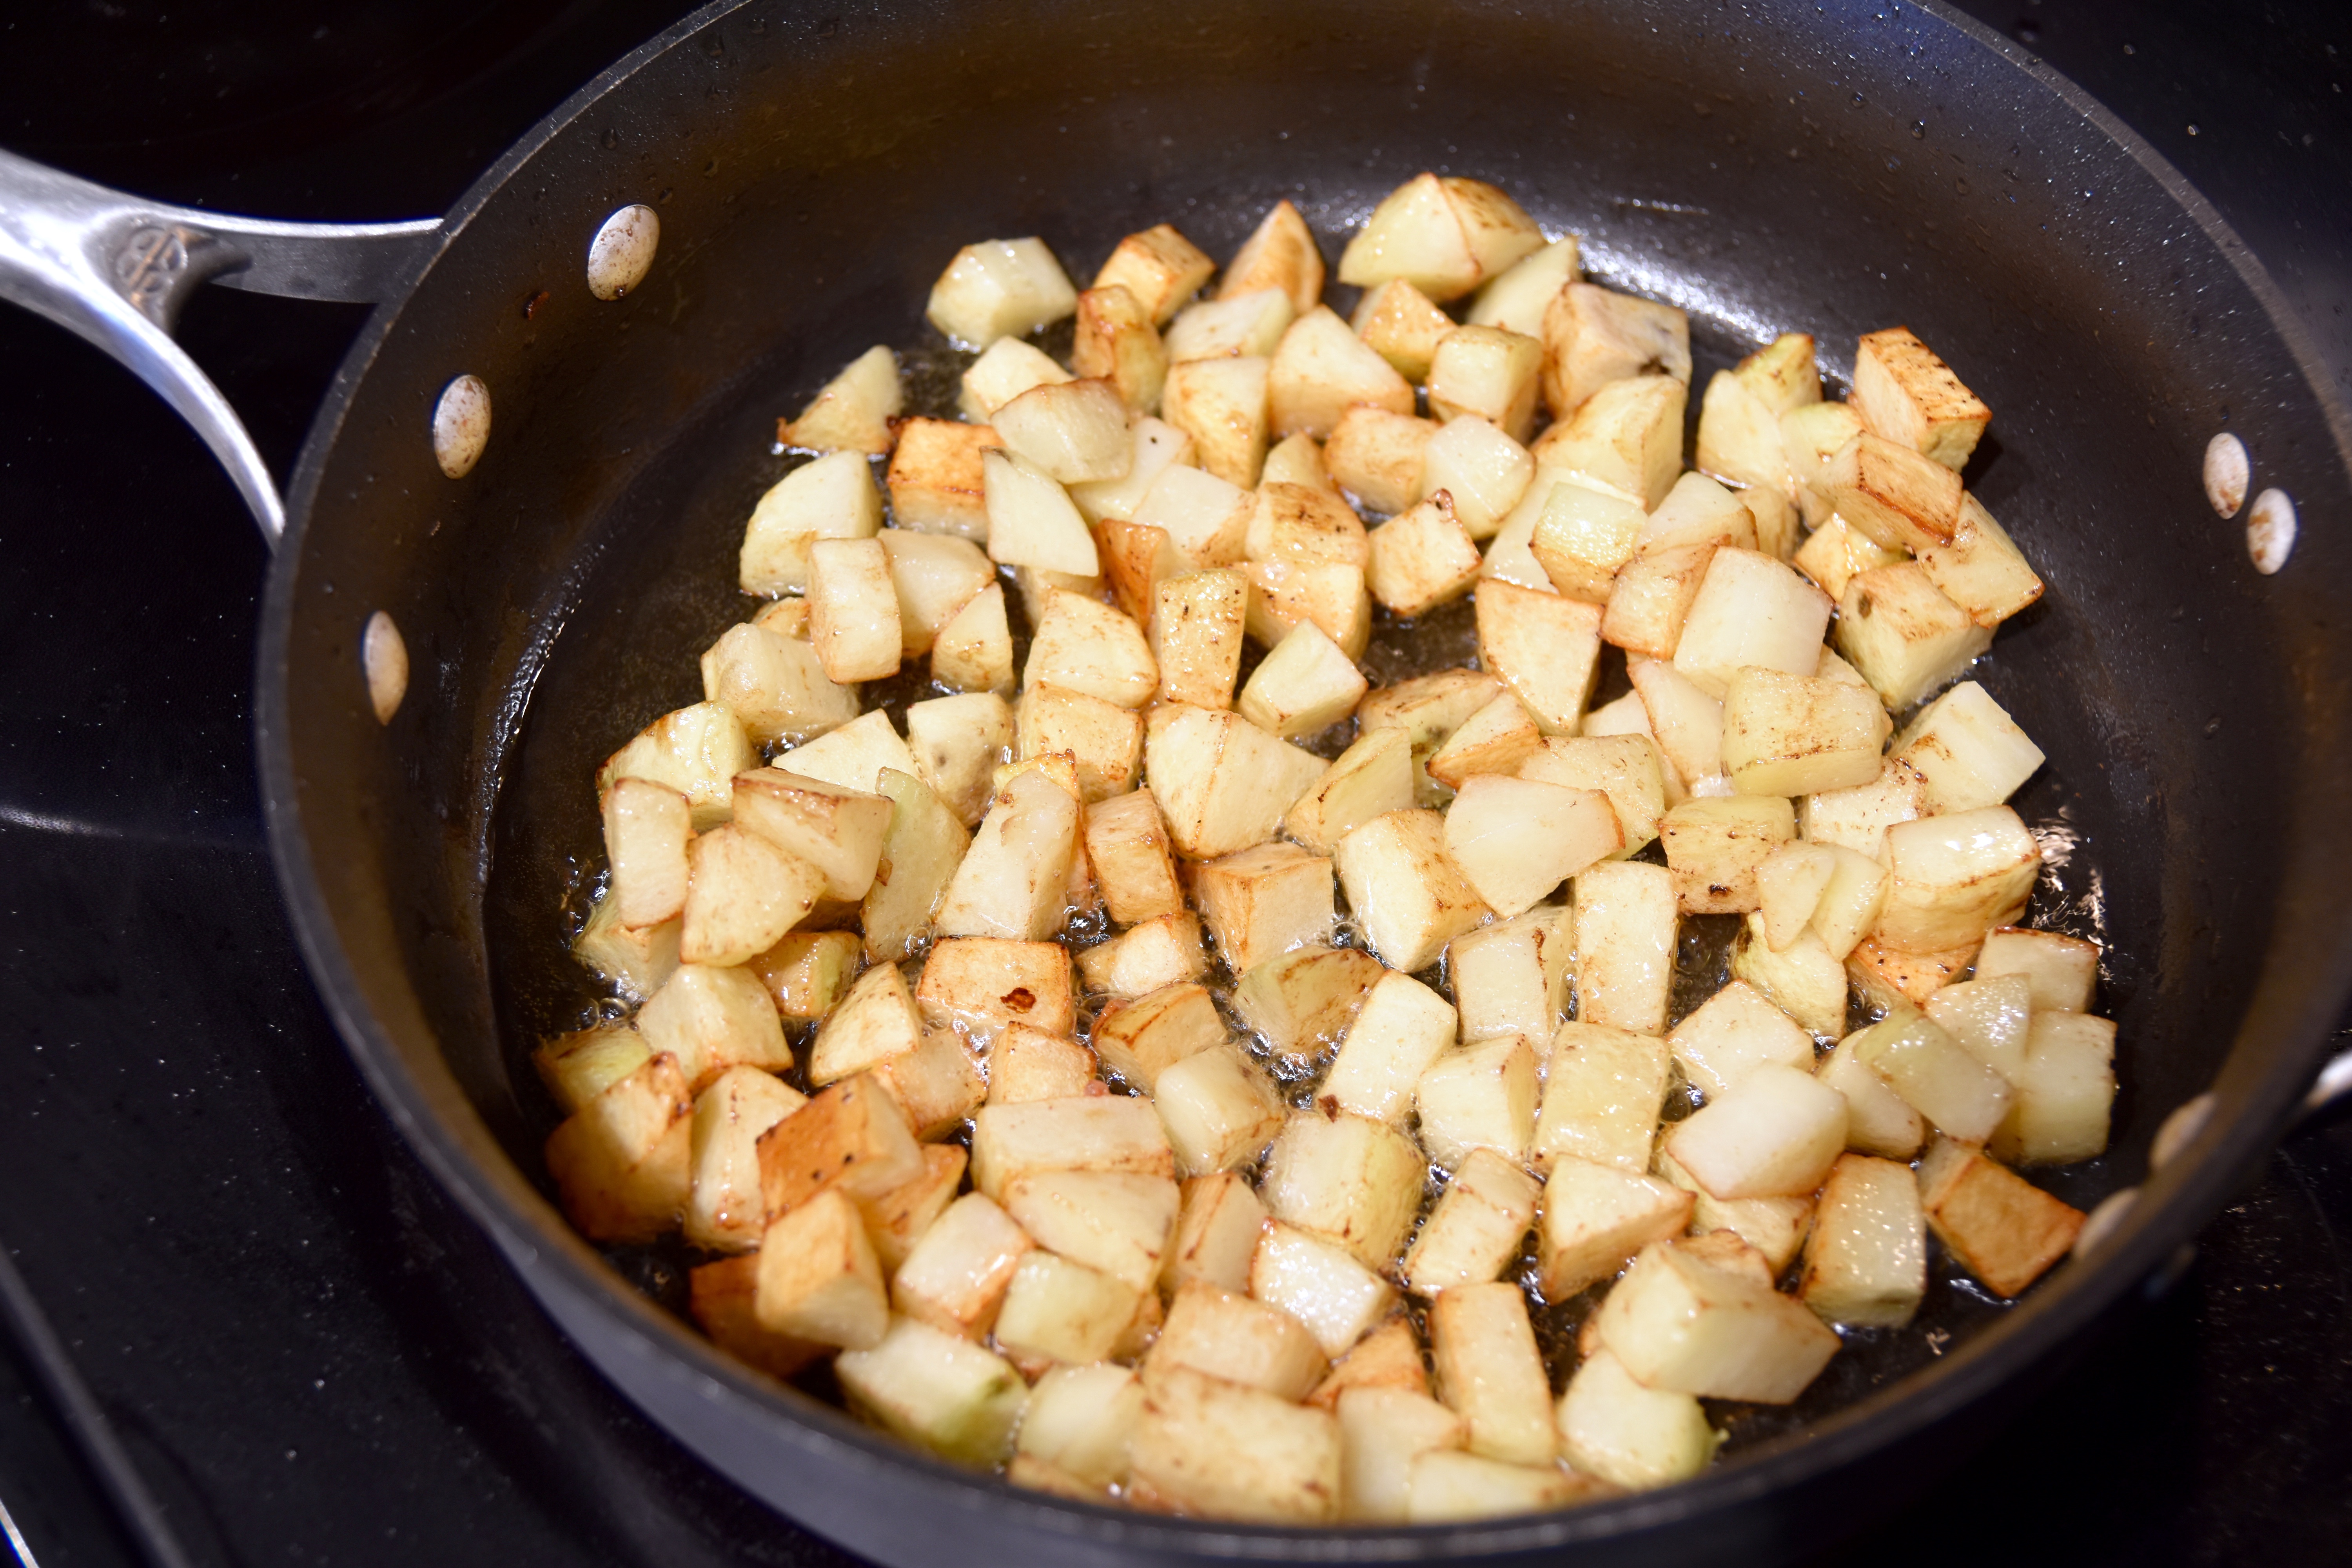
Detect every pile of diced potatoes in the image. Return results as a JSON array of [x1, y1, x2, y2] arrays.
[[542, 172, 2118, 1526]]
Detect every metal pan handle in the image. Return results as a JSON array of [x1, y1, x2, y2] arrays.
[[0, 147, 439, 546]]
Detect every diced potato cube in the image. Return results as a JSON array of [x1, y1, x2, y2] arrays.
[[1338, 173, 1544, 303], [1245, 479, 1368, 566], [1444, 775, 1622, 918], [1429, 325, 1543, 442], [1147, 705, 1330, 860], [886, 416, 1004, 539], [1428, 1280, 1555, 1465], [1731, 911, 1849, 1040], [1536, 1154, 1694, 1298], [1975, 926, 2099, 1012], [1260, 432, 1334, 492], [1417, 1035, 1539, 1170], [1989, 1011, 2116, 1165], [754, 1186, 890, 1350], [969, 1094, 1173, 1200], [1150, 1283, 1327, 1400], [1463, 236, 1581, 338], [1570, 861, 1678, 1035], [1809, 843, 1891, 962], [1918, 492, 2044, 626], [1095, 223, 1216, 324], [1161, 356, 1272, 488], [1793, 513, 1905, 603], [1003, 1170, 1179, 1294], [1801, 755, 1926, 863], [1419, 417, 1535, 545], [1270, 305, 1417, 440], [1670, 547, 1835, 699], [602, 777, 692, 931], [779, 344, 900, 456], [1824, 430, 1964, 552], [1128, 1365, 1341, 1524], [1015, 683, 1143, 803], [1891, 680, 2044, 815], [930, 581, 1016, 695], [1091, 981, 1225, 1091], [1477, 487, 1556, 592], [916, 935, 1075, 1042], [926, 236, 1077, 348], [868, 1024, 987, 1140], [1163, 1171, 1270, 1295], [755, 1070, 922, 1220], [1076, 911, 1205, 1000], [1601, 541, 1716, 660], [1541, 282, 1691, 422], [1924, 973, 2033, 1082], [599, 700, 759, 829], [1324, 406, 1439, 516], [1594, 1240, 1840, 1403], [1263, 1110, 1427, 1269], [1402, 1148, 1541, 1299], [1016, 1362, 1145, 1490], [1917, 1136, 2083, 1297], [1338, 1387, 1467, 1523], [1251, 1222, 1400, 1358], [1071, 288, 1169, 414], [1167, 289, 1294, 365], [1428, 693, 1544, 791], [699, 624, 861, 748], [1875, 806, 2040, 953], [536, 1025, 653, 1117], [1071, 416, 1197, 526], [1653, 1146, 1815, 1275], [891, 1190, 1034, 1339], [731, 768, 893, 904], [1668, 980, 1817, 1098], [1528, 373, 1686, 509], [1447, 906, 1571, 1044], [679, 825, 826, 968], [836, 1316, 1029, 1467], [1231, 944, 1385, 1063], [1220, 198, 1325, 313], [1024, 590, 1158, 713], [1628, 657, 1726, 795], [1352, 276, 1457, 383], [983, 450, 1100, 577], [1360, 667, 1506, 803], [740, 450, 884, 597], [1475, 579, 1605, 735], [860, 769, 969, 961], [1407, 1452, 1594, 1521], [1528, 476, 1648, 604], [544, 1053, 693, 1243], [1799, 1153, 1926, 1328], [1534, 1023, 1674, 1173], [1658, 796, 1797, 915], [1665, 1062, 1848, 1200], [1191, 842, 1335, 973], [1237, 621, 1368, 738], [1285, 726, 1416, 855], [805, 961, 920, 1086], [635, 958, 799, 1089], [1780, 401, 1867, 524], [875, 530, 992, 659], [1556, 1347, 1719, 1492], [1835, 562, 1992, 711], [689, 1254, 825, 1380], [1852, 1009, 2014, 1144], [778, 707, 920, 796], [1847, 935, 1979, 1013], [995, 1246, 1146, 1371], [1755, 841, 1835, 952], [987, 1023, 1098, 1105], [1516, 734, 1671, 859], [903, 693, 1013, 828], [1134, 463, 1253, 570], [1243, 557, 1373, 657], [931, 767, 1082, 941], [1694, 369, 1787, 495], [1852, 325, 1990, 470], [1332, 808, 1493, 974], [1322, 970, 1460, 1125], [1308, 1316, 1431, 1410], [1151, 568, 1249, 709], [1721, 667, 1892, 798], [1639, 470, 1760, 555]]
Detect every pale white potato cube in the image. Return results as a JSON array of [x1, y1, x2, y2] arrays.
[[1324, 405, 1439, 516], [1016, 1362, 1145, 1489], [1534, 1023, 1674, 1172], [873, 530, 991, 658], [1367, 494, 1484, 617], [740, 450, 884, 597], [1917, 492, 2045, 626], [1072, 419, 1197, 535], [1475, 579, 1605, 736], [1464, 236, 1581, 338], [1518, 733, 1671, 858], [1668, 980, 1818, 1099], [1150, 1282, 1327, 1401], [1834, 562, 1992, 711], [1023, 590, 1156, 710], [1151, 568, 1249, 710], [731, 767, 892, 903], [1801, 755, 1926, 863], [1191, 841, 1334, 973], [1721, 666, 1892, 798], [868, 1025, 989, 1140], [915, 936, 1075, 1044], [1444, 774, 1622, 918], [1338, 1387, 1467, 1523], [1003, 1169, 1180, 1294], [1875, 806, 2040, 953], [684, 1066, 806, 1252], [1071, 286, 1168, 414], [890, 1190, 1034, 1339], [1975, 926, 2100, 1012], [903, 692, 1014, 827], [600, 701, 758, 830], [1593, 1240, 1840, 1403], [1220, 198, 1325, 313], [1446, 906, 1571, 1044], [544, 1054, 692, 1243], [1825, 430, 1963, 553], [1162, 1171, 1270, 1294], [1536, 1155, 1694, 1298], [1263, 1110, 1427, 1269], [1091, 981, 1225, 1090], [1809, 842, 1891, 961], [1420, 417, 1535, 544], [1652, 1146, 1815, 1275], [1601, 540, 1717, 660], [1332, 807, 1494, 973], [1428, 1279, 1555, 1465], [1352, 276, 1457, 383], [1659, 796, 1797, 916], [1989, 1010, 2117, 1165], [1581, 692, 1678, 798], [1243, 557, 1374, 657], [806, 961, 922, 1086], [1238, 621, 1368, 739], [1628, 657, 1726, 795], [982, 450, 1100, 576], [1261, 432, 1334, 492], [1308, 1316, 1432, 1410], [1285, 726, 1417, 855], [1755, 842, 1835, 952], [636, 962, 794, 1091], [1917, 1135, 2083, 1297], [887, 416, 1002, 539], [1730, 911, 1849, 1040], [1095, 223, 1216, 325], [1417, 1034, 1540, 1170], [603, 777, 692, 930], [1270, 305, 1417, 439], [748, 928, 863, 1022], [994, 1250, 1143, 1369], [1134, 462, 1253, 569], [1406, 1452, 1594, 1521], [1781, 401, 1868, 526], [1798, 1152, 1926, 1328], [1337, 173, 1544, 303], [1165, 287, 1294, 363], [837, 1315, 1028, 1466], [699, 623, 861, 748], [1851, 1008, 2013, 1145], [1477, 486, 1557, 592], [1793, 513, 1905, 602], [679, 825, 826, 968], [930, 582, 1016, 695], [1670, 547, 1835, 699], [1146, 705, 1330, 860], [1231, 944, 1386, 1063], [1428, 324, 1543, 442], [1728, 331, 1821, 419], [927, 236, 1077, 348], [1154, 1044, 1287, 1178], [1541, 281, 1692, 419], [932, 767, 1081, 941], [1163, 355, 1274, 489], [987, 1024, 1098, 1106], [1639, 470, 1760, 557], [779, 343, 900, 455], [1694, 369, 1786, 494], [960, 337, 1073, 421], [1127, 1365, 1341, 1524], [1529, 475, 1648, 604], [777, 711, 918, 799], [754, 1186, 889, 1350], [1528, 372, 1686, 509], [1852, 325, 1990, 470], [1924, 973, 2035, 1082], [1429, 692, 1545, 791], [1402, 1148, 1542, 1299], [1570, 861, 1679, 1035], [1665, 1062, 1848, 1200], [1557, 1347, 1719, 1493], [1322, 969, 1461, 1125], [1892, 679, 2045, 815], [990, 377, 1132, 485], [1251, 1221, 1400, 1358]]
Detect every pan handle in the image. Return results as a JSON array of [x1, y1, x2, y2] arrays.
[[0, 147, 440, 546]]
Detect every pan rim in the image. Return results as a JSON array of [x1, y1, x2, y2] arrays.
[[254, 0, 2352, 1555]]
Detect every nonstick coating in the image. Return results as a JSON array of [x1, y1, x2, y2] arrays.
[[257, 1, 2352, 1563]]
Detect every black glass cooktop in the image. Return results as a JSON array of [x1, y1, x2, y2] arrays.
[[1, 4, 2347, 1564]]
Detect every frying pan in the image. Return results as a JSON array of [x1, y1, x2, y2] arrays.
[[5, 0, 2350, 1563]]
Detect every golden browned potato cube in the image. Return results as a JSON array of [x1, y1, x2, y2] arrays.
[[603, 776, 692, 930], [1337, 173, 1544, 304], [1875, 806, 2040, 953], [1091, 980, 1227, 1091], [535, 1025, 653, 1118], [1153, 1044, 1287, 1178], [1428, 325, 1543, 442], [1351, 277, 1456, 383], [544, 1052, 693, 1243], [1516, 734, 1671, 858], [1243, 558, 1373, 657], [1659, 796, 1797, 915], [1601, 541, 1716, 660], [1793, 514, 1904, 603], [1134, 463, 1254, 571], [1367, 493, 1483, 617], [1400, 1148, 1541, 1299], [1014, 684, 1143, 803], [1541, 282, 1692, 419], [1219, 198, 1326, 314], [1004, 1169, 1180, 1294], [1149, 1282, 1328, 1400], [807, 960, 923, 1085], [1162, 1170, 1270, 1294], [1246, 479, 1368, 565], [869, 1025, 988, 1140], [988, 1023, 1098, 1106], [753, 1185, 891, 1350], [1421, 415, 1536, 541], [1415, 1035, 1539, 1169], [1852, 326, 1990, 470], [1475, 579, 1604, 737], [916, 936, 1076, 1041], [1847, 933, 1978, 1013], [1127, 1365, 1342, 1524], [679, 824, 826, 968], [1191, 842, 1335, 973], [932, 767, 1082, 940], [1161, 356, 1272, 488], [1323, 406, 1440, 516], [1825, 430, 1964, 552], [1446, 906, 1571, 1044], [1834, 562, 1992, 712], [689, 1254, 825, 1381], [1720, 667, 1892, 798], [1528, 373, 1685, 509], [1307, 1316, 1431, 1410], [754, 1070, 921, 1221], [1082, 787, 1187, 926], [1427, 693, 1543, 791], [1095, 223, 1217, 324], [1528, 477, 1647, 604], [1151, 568, 1249, 710], [1917, 1136, 2083, 1297], [1262, 1109, 1427, 1270], [1535, 1154, 1695, 1298], [740, 450, 884, 597], [994, 1250, 1145, 1372], [1321, 969, 1459, 1125], [1799, 1152, 1927, 1328], [889, 1189, 1034, 1339], [699, 624, 860, 748], [600, 700, 759, 829], [1800, 755, 1926, 863], [1072, 285, 1169, 414], [1332, 807, 1493, 973], [1916, 492, 2044, 626], [1231, 943, 1385, 1063], [971, 1093, 1175, 1200]]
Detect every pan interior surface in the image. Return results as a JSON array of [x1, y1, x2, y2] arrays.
[[262, 1, 2352, 1562]]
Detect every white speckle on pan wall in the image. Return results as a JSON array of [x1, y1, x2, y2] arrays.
[[363, 611, 409, 724], [2246, 488, 2296, 575], [587, 203, 661, 301], [432, 374, 491, 479], [2201, 432, 2247, 518]]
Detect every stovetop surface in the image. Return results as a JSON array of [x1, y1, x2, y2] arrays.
[[1, 4, 2347, 1564]]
